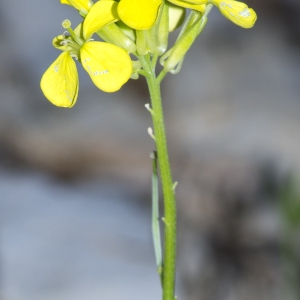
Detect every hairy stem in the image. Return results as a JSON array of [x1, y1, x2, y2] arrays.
[[142, 56, 177, 300]]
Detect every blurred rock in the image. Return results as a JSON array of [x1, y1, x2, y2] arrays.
[[250, 0, 300, 45], [176, 156, 282, 300], [0, 86, 153, 185]]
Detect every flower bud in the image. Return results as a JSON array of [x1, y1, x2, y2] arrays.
[[157, 3, 169, 55], [136, 30, 149, 56]]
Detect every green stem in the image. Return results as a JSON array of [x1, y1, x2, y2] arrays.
[[142, 56, 177, 300], [157, 70, 167, 85]]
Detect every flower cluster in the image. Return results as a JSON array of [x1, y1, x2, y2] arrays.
[[118, 0, 256, 30], [41, 0, 257, 107]]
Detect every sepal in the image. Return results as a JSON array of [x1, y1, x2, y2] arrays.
[[131, 60, 142, 80], [97, 23, 136, 53], [136, 30, 149, 56], [157, 3, 169, 55]]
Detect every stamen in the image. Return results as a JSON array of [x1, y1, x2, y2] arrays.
[[69, 53, 79, 60], [62, 31, 70, 38], [60, 40, 74, 46]]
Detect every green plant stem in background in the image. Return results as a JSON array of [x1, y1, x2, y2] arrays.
[[141, 55, 177, 300]]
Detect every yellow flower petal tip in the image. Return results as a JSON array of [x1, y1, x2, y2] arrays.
[[213, 0, 257, 28], [80, 42, 132, 92], [61, 0, 93, 14], [40, 51, 78, 108], [168, 4, 186, 32], [83, 0, 119, 39], [118, 0, 163, 30]]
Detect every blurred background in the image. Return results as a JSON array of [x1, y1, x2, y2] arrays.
[[0, 0, 300, 300]]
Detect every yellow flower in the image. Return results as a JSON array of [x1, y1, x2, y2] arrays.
[[41, 2, 132, 108], [118, 0, 256, 30], [117, 0, 202, 30]]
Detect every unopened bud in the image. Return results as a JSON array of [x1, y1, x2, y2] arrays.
[[136, 30, 149, 56], [157, 3, 169, 55]]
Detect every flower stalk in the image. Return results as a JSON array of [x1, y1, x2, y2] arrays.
[[141, 54, 177, 300]]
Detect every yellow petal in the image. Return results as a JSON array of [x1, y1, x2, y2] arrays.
[[179, 0, 206, 4], [61, 0, 93, 13], [118, 0, 163, 30], [168, 3, 186, 32], [212, 0, 257, 28], [40, 52, 78, 108], [80, 41, 132, 92], [83, 1, 119, 39], [168, 0, 205, 13]]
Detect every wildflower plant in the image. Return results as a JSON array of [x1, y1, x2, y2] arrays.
[[41, 0, 257, 299]]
